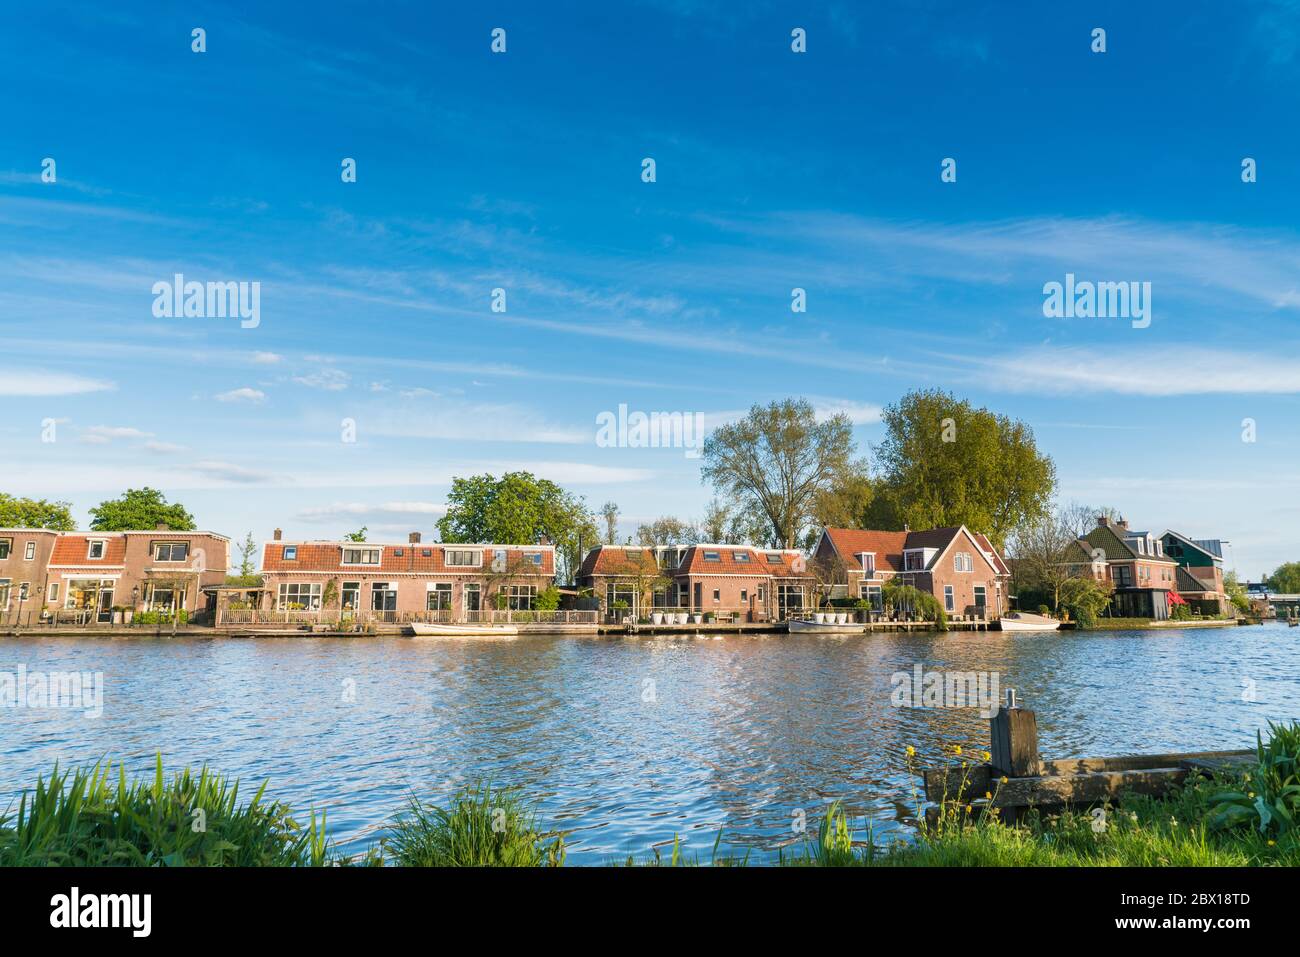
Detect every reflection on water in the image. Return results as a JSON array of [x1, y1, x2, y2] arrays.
[[1, 624, 1297, 863]]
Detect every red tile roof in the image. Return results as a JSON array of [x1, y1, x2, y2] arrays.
[[823, 526, 1008, 576], [677, 545, 805, 576], [822, 528, 909, 572], [50, 535, 127, 566], [578, 546, 662, 578], [262, 542, 554, 576]]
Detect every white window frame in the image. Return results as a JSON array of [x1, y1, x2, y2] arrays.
[[87, 540, 106, 560], [342, 547, 382, 566], [153, 541, 190, 562], [0, 539, 10, 560], [24, 541, 35, 561], [426, 582, 453, 610], [47, 582, 59, 602], [341, 581, 361, 611], [277, 582, 321, 610], [944, 585, 955, 612], [444, 549, 482, 568], [283, 545, 298, 561]]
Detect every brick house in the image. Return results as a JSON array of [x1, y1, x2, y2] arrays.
[[577, 543, 809, 621], [1159, 530, 1229, 614], [813, 526, 1010, 618], [1081, 517, 1179, 620], [257, 531, 555, 621], [0, 527, 229, 624]]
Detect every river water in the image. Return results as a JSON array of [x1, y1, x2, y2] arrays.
[[2, 623, 1296, 863]]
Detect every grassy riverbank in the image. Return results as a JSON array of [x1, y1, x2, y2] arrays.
[[4, 724, 1297, 866]]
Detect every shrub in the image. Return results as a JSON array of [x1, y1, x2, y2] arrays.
[[534, 586, 560, 612], [384, 784, 564, 867], [0, 758, 329, 867], [1209, 721, 1300, 845]]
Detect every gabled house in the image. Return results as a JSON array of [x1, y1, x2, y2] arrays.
[[1081, 517, 1179, 619], [576, 543, 809, 621], [258, 530, 555, 621], [1159, 530, 1228, 613], [813, 525, 1009, 618]]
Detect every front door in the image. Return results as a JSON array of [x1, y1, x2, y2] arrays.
[[464, 583, 481, 614], [97, 587, 114, 623]]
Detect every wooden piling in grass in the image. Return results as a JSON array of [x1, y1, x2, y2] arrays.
[[919, 688, 1255, 822]]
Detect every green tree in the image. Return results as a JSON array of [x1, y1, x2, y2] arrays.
[[1224, 570, 1250, 614], [867, 389, 1056, 550], [0, 494, 76, 530], [436, 471, 600, 584], [700, 398, 863, 549], [1266, 562, 1300, 594], [88, 488, 196, 531], [600, 502, 620, 545], [636, 516, 698, 546], [237, 532, 258, 576], [343, 527, 368, 542]]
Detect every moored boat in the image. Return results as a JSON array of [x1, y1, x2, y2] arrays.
[[997, 612, 1061, 632], [409, 622, 519, 637]]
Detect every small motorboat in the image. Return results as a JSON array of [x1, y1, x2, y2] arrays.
[[409, 622, 518, 637], [787, 616, 864, 635], [997, 612, 1061, 632]]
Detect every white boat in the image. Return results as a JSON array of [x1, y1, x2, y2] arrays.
[[409, 622, 519, 637], [787, 617, 865, 635], [997, 613, 1061, 632]]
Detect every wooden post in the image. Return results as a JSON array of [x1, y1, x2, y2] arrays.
[[989, 689, 1041, 777]]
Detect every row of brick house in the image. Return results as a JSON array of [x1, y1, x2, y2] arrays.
[[1, 514, 1232, 627], [0, 526, 229, 624]]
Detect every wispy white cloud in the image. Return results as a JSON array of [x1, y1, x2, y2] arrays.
[[297, 501, 446, 522], [215, 387, 267, 403], [959, 346, 1300, 396], [292, 368, 350, 391], [80, 425, 152, 444], [0, 371, 114, 397]]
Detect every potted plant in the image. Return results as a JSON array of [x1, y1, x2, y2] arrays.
[[675, 610, 687, 624], [651, 611, 664, 625], [690, 610, 702, 624]]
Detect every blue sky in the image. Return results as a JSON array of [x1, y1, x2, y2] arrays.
[[3, 1, 1299, 576]]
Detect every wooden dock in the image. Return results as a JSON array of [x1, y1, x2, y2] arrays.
[[920, 691, 1255, 822]]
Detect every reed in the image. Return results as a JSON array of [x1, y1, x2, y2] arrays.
[[0, 756, 330, 867], [382, 783, 565, 867]]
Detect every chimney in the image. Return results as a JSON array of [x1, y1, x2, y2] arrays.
[[155, 522, 169, 531], [1096, 516, 1109, 527], [409, 531, 422, 544], [903, 523, 910, 532], [538, 535, 551, 547], [1117, 518, 1129, 531], [273, 528, 282, 541]]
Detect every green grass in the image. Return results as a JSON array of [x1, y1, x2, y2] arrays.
[[382, 783, 565, 867], [0, 756, 329, 866]]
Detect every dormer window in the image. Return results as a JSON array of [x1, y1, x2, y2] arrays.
[[283, 545, 298, 561], [343, 547, 382, 565], [703, 551, 721, 562], [859, 553, 876, 575], [732, 551, 750, 562], [87, 540, 105, 560]]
